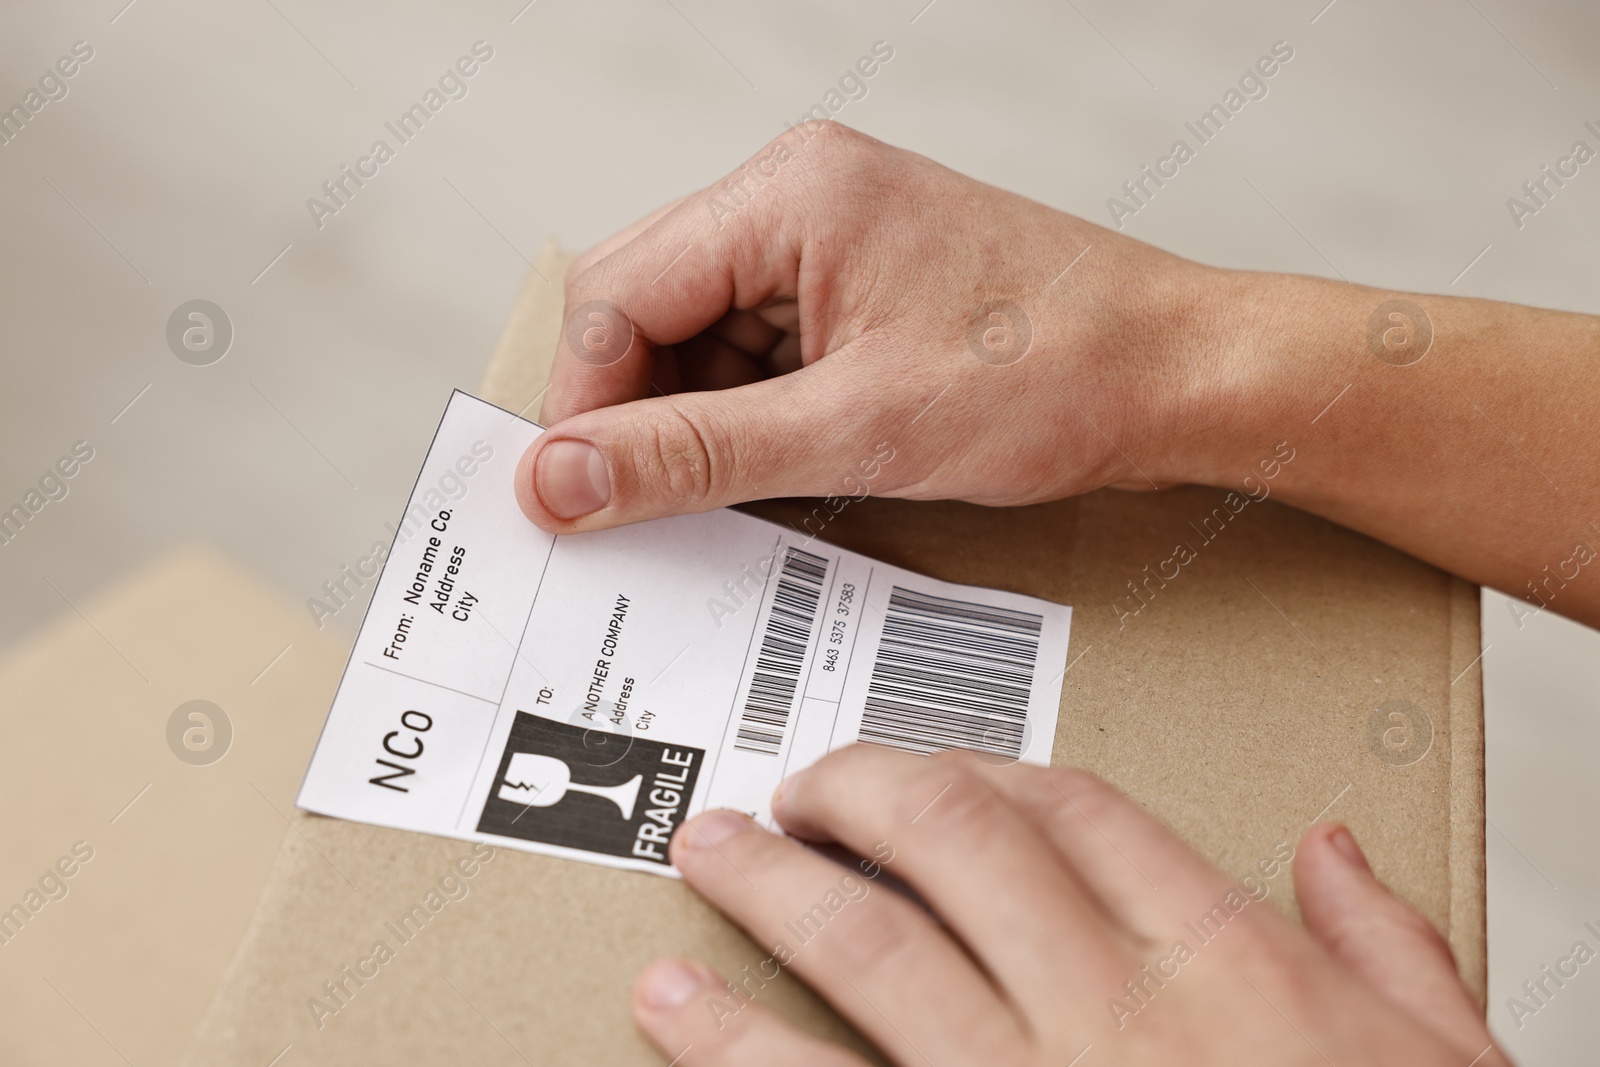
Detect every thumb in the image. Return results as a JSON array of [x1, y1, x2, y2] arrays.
[[515, 355, 893, 532], [1295, 823, 1494, 1056]]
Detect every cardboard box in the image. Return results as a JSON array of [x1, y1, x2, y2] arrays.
[[185, 243, 1485, 1065], [0, 548, 348, 1065]]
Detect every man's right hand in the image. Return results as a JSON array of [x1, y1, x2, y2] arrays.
[[517, 122, 1226, 531]]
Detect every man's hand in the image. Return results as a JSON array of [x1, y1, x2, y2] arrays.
[[519, 124, 1600, 628], [517, 122, 1219, 529], [630, 745, 1507, 1067]]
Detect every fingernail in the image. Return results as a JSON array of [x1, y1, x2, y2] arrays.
[[1329, 826, 1370, 871], [639, 959, 705, 1011], [679, 809, 747, 852], [536, 439, 610, 519]]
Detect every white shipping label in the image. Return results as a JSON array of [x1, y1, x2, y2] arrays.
[[297, 391, 1074, 875]]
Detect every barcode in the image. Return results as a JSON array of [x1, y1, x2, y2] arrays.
[[859, 587, 1043, 759], [733, 547, 829, 756]]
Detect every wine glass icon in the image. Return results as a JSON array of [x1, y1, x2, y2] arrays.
[[497, 753, 642, 820]]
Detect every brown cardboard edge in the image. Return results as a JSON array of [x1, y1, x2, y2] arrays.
[[179, 821, 298, 1065], [1448, 576, 1488, 1004], [479, 239, 567, 417]]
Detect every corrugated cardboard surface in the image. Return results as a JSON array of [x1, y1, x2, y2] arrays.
[[185, 244, 1485, 1066]]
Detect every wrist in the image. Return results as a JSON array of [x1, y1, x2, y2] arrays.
[[1146, 265, 1348, 493]]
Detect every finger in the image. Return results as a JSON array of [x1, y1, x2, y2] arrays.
[[543, 171, 793, 425], [564, 193, 694, 292], [704, 308, 785, 359], [772, 745, 1128, 1026], [544, 123, 867, 425], [673, 334, 766, 392], [633, 957, 868, 1067], [516, 354, 895, 530], [669, 810, 1027, 1067], [765, 330, 803, 376], [651, 345, 683, 396], [959, 762, 1265, 937], [1295, 823, 1493, 1056], [755, 300, 799, 335], [551, 200, 697, 430]]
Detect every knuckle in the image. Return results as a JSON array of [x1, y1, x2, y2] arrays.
[[758, 118, 859, 167], [1239, 937, 1327, 1012], [814, 897, 922, 977], [718, 124, 902, 245], [1310, 917, 1365, 963], [814, 900, 1024, 1060], [634, 403, 724, 504], [795, 117, 868, 156], [908, 754, 1005, 834], [1040, 767, 1124, 822], [780, 122, 887, 193], [786, 743, 903, 817], [810, 127, 884, 188]]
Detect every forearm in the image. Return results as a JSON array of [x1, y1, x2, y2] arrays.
[[1166, 268, 1600, 628]]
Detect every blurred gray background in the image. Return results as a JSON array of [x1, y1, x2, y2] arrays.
[[0, 0, 1596, 1063]]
